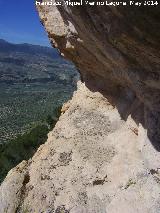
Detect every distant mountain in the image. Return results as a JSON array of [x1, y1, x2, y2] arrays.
[[0, 39, 78, 84], [0, 39, 60, 58]]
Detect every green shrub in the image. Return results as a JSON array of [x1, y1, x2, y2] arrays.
[[0, 124, 48, 183], [46, 106, 61, 129], [0, 105, 62, 183]]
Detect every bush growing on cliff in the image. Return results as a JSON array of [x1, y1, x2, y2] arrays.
[[46, 105, 61, 129], [0, 124, 49, 183], [0, 105, 62, 183]]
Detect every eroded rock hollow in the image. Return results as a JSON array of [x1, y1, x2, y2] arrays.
[[38, 1, 160, 146], [0, 1, 160, 212]]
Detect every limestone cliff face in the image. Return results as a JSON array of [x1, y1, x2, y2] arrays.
[[0, 1, 160, 213], [37, 1, 160, 146]]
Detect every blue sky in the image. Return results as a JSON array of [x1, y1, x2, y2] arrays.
[[0, 0, 50, 46]]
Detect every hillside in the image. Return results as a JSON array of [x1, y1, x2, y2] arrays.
[[0, 39, 78, 143], [0, 39, 77, 84]]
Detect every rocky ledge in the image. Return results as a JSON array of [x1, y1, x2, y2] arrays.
[[0, 82, 159, 212], [0, 1, 160, 212]]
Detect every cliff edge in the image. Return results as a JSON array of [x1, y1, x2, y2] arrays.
[[0, 1, 160, 212]]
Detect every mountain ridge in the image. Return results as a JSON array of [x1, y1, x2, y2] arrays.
[[0, 38, 77, 84], [0, 38, 60, 58]]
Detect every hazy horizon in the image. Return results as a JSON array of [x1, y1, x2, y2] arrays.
[[0, 37, 52, 48], [0, 0, 50, 47]]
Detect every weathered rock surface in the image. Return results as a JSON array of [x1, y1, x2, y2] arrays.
[[37, 0, 160, 146], [0, 82, 160, 212], [0, 1, 160, 212]]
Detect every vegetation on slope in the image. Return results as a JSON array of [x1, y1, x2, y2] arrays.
[[0, 106, 61, 183], [0, 39, 78, 143], [0, 39, 78, 183]]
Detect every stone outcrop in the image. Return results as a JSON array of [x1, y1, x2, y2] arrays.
[[1, 82, 159, 212], [0, 1, 160, 212], [38, 1, 160, 146]]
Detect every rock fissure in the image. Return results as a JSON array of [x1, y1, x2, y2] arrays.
[[15, 172, 30, 213]]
